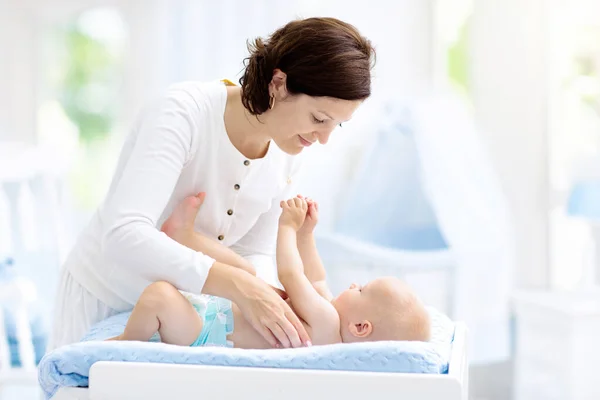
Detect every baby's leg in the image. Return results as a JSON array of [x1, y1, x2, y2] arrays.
[[160, 193, 206, 249], [161, 193, 256, 275], [109, 281, 203, 346]]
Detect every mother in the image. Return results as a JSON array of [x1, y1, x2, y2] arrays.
[[48, 17, 375, 350]]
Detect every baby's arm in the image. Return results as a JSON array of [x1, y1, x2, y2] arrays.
[[296, 197, 333, 301], [276, 198, 338, 329]]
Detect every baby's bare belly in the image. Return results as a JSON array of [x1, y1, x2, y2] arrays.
[[227, 300, 312, 349]]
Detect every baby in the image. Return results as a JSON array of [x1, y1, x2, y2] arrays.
[[274, 195, 430, 345], [109, 193, 430, 348]]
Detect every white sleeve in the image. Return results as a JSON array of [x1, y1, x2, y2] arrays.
[[101, 87, 216, 294]]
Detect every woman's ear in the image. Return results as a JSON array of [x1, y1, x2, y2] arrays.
[[270, 69, 288, 98], [348, 320, 373, 338]]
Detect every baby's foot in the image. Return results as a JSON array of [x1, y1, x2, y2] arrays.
[[161, 193, 205, 241]]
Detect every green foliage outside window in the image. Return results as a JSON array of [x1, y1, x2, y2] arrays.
[[447, 16, 471, 100], [57, 21, 123, 143]]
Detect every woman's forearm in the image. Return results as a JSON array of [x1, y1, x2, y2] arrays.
[[204, 259, 311, 348], [203, 261, 280, 305], [104, 220, 216, 295], [180, 232, 256, 276], [202, 261, 250, 302]]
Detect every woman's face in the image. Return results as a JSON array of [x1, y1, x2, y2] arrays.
[[263, 71, 363, 155]]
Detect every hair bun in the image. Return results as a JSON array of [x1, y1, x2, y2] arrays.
[[239, 17, 375, 116], [240, 37, 272, 115]]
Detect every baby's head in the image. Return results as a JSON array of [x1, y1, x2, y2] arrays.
[[331, 276, 430, 343]]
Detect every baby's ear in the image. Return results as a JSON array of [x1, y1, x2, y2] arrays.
[[348, 320, 373, 338]]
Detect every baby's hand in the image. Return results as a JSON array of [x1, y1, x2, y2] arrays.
[[279, 197, 308, 231], [297, 195, 319, 235]]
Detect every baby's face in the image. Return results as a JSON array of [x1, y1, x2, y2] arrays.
[[331, 277, 394, 324]]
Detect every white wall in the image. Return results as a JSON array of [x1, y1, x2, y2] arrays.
[[0, 1, 37, 144], [470, 0, 549, 289], [117, 0, 173, 130]]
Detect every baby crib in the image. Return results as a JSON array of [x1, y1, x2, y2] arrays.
[[316, 233, 456, 316]]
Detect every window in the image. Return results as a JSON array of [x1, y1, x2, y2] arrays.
[[37, 7, 128, 216], [432, 0, 473, 106]]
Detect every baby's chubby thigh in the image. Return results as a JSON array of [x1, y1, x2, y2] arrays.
[[140, 281, 204, 346]]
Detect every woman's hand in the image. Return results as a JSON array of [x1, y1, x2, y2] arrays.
[[203, 261, 310, 348], [270, 285, 288, 300], [237, 277, 310, 348]]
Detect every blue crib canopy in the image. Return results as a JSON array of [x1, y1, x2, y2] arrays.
[[335, 105, 448, 251]]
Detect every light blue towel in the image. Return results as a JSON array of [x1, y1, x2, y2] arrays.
[[38, 307, 455, 399]]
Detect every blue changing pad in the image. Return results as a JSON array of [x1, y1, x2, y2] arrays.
[[38, 307, 455, 399]]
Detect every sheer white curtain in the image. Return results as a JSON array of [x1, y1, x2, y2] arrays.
[[412, 91, 515, 363]]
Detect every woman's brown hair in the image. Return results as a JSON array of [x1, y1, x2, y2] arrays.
[[240, 17, 375, 115]]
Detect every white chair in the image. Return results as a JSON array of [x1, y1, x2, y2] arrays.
[[0, 272, 38, 390], [0, 142, 71, 394]]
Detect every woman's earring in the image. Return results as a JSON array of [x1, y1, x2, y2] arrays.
[[269, 95, 275, 110]]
